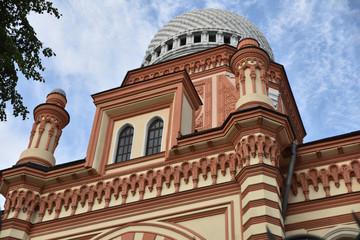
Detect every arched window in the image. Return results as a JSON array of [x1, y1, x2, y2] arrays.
[[115, 126, 134, 163], [146, 119, 163, 155]]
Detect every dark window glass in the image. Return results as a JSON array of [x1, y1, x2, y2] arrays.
[[146, 119, 163, 155], [115, 126, 134, 163], [167, 41, 173, 50], [209, 33, 216, 42], [155, 47, 161, 57], [194, 35, 201, 43], [180, 37, 186, 46], [224, 35, 231, 44]]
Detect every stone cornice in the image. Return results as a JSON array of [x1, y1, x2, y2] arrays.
[[122, 45, 236, 86]]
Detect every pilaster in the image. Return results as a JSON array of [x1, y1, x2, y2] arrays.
[[236, 133, 284, 240]]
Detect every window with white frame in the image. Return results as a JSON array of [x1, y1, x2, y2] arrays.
[[146, 119, 163, 155], [115, 126, 134, 163]]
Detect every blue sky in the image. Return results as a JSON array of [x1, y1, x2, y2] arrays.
[[1, 0, 360, 176]]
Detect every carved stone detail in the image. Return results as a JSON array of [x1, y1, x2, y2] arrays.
[[194, 78, 212, 131], [126, 52, 232, 85], [217, 75, 239, 125], [291, 159, 360, 200], [194, 85, 204, 128], [3, 152, 238, 222], [195, 113, 203, 128], [235, 134, 280, 167]]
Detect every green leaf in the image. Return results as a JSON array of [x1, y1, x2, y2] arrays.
[[0, 0, 61, 121]]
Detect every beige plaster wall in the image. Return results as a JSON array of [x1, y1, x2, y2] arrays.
[[19, 147, 56, 165], [38, 122, 50, 149], [237, 63, 274, 109], [29, 194, 241, 240], [286, 203, 359, 225], [244, 223, 283, 240], [93, 111, 109, 171], [240, 65, 263, 95], [286, 214, 360, 239], [30, 122, 57, 152], [180, 95, 192, 135], [178, 213, 226, 240], [30, 124, 40, 148], [107, 108, 169, 164], [106, 156, 164, 175], [0, 228, 29, 240], [244, 68, 251, 97]]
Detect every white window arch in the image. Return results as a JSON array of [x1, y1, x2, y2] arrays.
[[113, 123, 135, 163], [143, 116, 165, 156]]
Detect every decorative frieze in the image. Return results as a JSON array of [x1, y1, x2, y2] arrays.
[[125, 47, 234, 86], [3, 152, 239, 223], [235, 134, 280, 167], [291, 159, 360, 201]]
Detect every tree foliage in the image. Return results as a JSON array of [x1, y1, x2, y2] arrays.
[[0, 0, 60, 121]]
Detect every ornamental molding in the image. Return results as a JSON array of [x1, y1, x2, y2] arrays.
[[28, 113, 64, 153], [235, 133, 280, 167], [217, 75, 239, 125], [230, 47, 270, 75], [3, 152, 239, 223], [291, 159, 360, 201], [125, 47, 234, 86], [34, 104, 69, 129], [235, 56, 267, 72], [193, 78, 212, 131]]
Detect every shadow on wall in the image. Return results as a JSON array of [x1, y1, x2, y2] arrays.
[[267, 212, 360, 240]]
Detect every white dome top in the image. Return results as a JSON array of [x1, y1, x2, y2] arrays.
[[50, 88, 66, 97], [142, 8, 274, 66]]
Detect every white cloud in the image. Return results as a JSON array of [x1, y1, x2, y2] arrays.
[[18, 1, 164, 164], [0, 1, 359, 209], [0, 112, 31, 169], [261, 0, 360, 141]]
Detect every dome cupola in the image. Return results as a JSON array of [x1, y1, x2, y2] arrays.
[[142, 8, 273, 67]]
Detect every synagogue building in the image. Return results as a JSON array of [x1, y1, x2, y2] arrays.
[[0, 9, 359, 240]]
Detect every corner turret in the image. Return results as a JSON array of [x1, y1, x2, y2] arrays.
[[17, 89, 70, 167], [230, 38, 275, 110]]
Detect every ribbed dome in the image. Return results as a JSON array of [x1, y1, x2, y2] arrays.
[[142, 8, 273, 66]]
